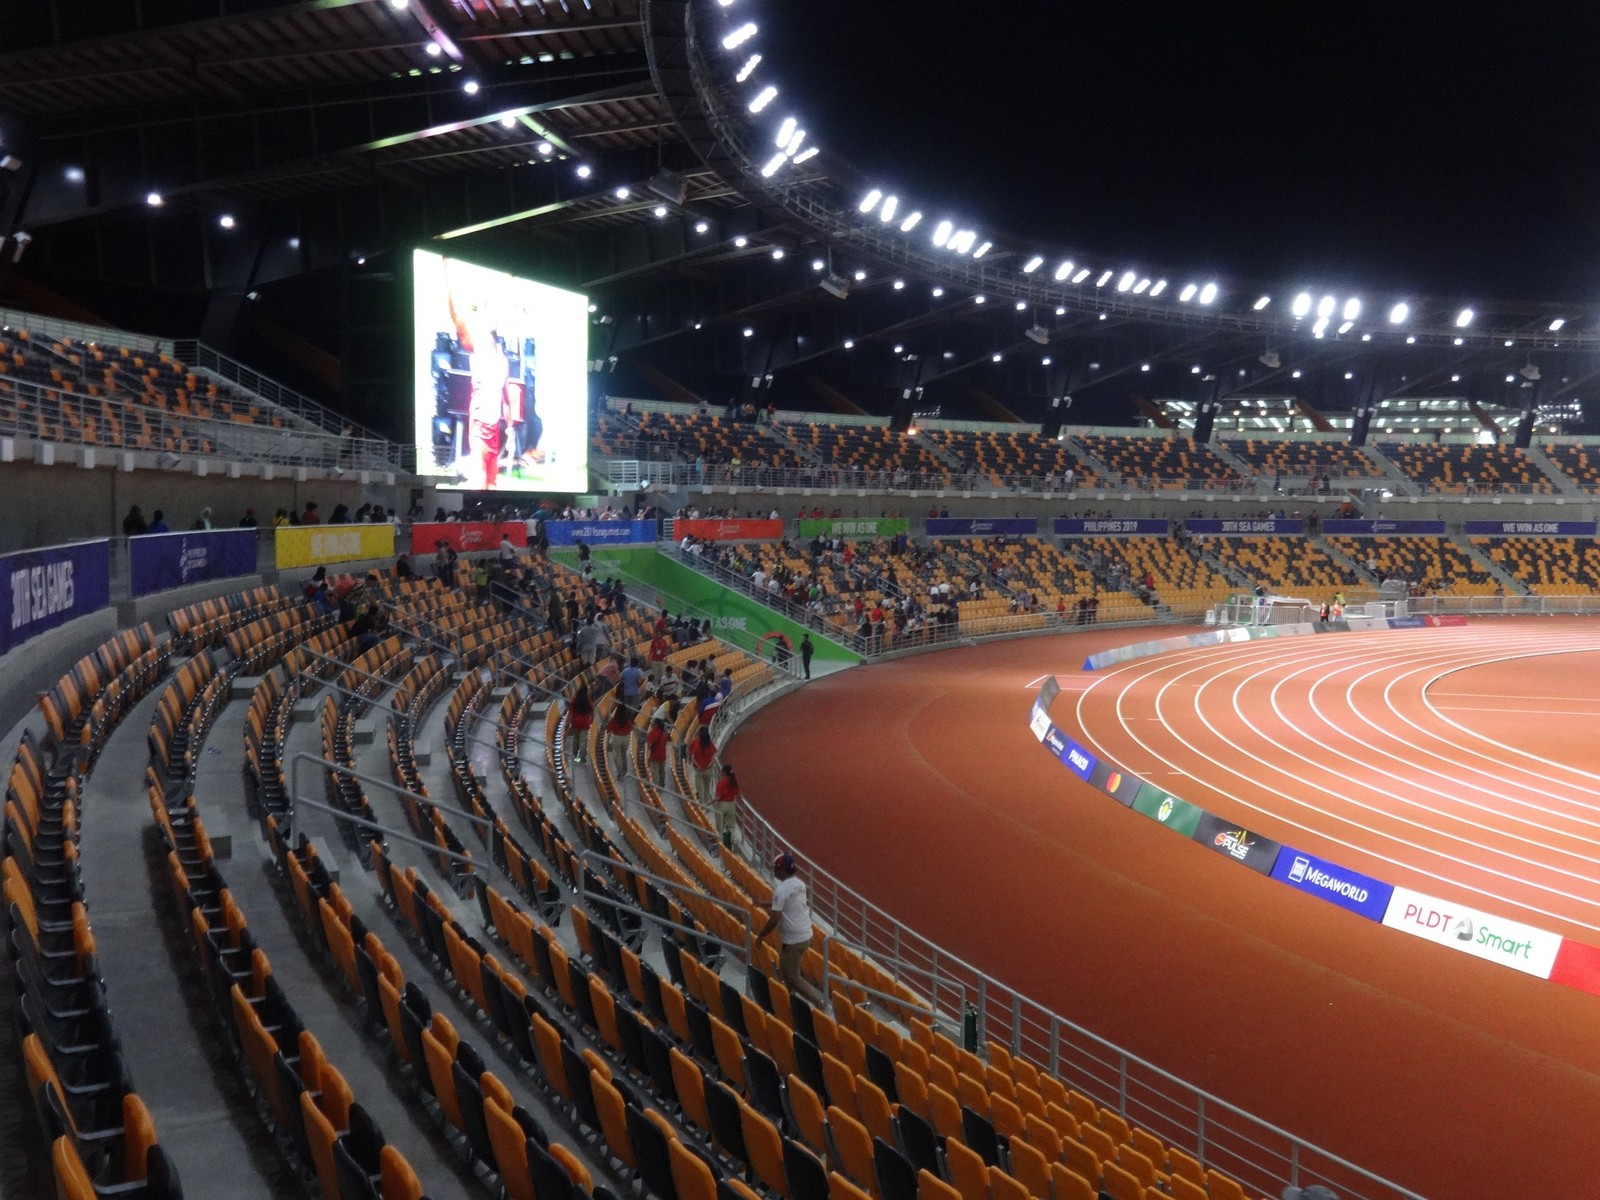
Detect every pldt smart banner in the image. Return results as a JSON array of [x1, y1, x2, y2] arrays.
[[0, 539, 111, 655], [129, 529, 258, 598], [1270, 847, 1393, 921]]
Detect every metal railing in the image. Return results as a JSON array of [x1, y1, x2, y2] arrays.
[[0, 306, 172, 356], [0, 375, 405, 473]]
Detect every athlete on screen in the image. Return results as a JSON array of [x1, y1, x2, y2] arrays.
[[445, 265, 511, 490]]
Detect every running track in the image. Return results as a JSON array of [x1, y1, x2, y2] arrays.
[[729, 620, 1600, 1199]]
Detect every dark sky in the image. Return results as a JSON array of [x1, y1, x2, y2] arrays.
[[757, 2, 1600, 304]]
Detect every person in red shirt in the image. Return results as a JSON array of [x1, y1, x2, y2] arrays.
[[688, 726, 718, 805], [605, 704, 634, 780], [648, 630, 672, 680], [645, 717, 669, 788], [713, 764, 741, 849], [567, 683, 593, 764]]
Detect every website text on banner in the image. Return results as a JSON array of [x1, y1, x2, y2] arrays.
[[542, 519, 657, 547], [410, 521, 528, 555], [1053, 518, 1170, 536], [674, 518, 784, 541], [275, 524, 396, 570], [0, 539, 111, 655], [797, 517, 910, 540], [924, 517, 1037, 537], [129, 529, 258, 598]]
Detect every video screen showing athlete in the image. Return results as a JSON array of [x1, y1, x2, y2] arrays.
[[442, 264, 542, 490]]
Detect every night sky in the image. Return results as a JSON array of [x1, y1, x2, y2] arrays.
[[757, 2, 1600, 305]]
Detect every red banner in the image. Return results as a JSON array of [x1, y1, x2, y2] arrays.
[[410, 521, 528, 555], [674, 518, 784, 542]]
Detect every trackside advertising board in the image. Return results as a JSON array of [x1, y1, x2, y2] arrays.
[[0, 539, 111, 655], [1270, 848, 1393, 921], [1382, 885, 1562, 978], [129, 529, 258, 598], [1190, 812, 1283, 875], [275, 524, 395, 570], [1130, 783, 1204, 836]]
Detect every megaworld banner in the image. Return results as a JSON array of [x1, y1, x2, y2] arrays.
[[411, 521, 528, 555], [1053, 518, 1170, 536], [543, 519, 658, 546], [924, 518, 1037, 537], [0, 539, 111, 655], [130, 529, 258, 598]]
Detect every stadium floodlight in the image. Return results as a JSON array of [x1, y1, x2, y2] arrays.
[[1072, 268, 1091, 284], [899, 211, 922, 233], [1316, 295, 1335, 319], [1388, 301, 1409, 324], [218, 214, 235, 229], [695, 221, 710, 234], [1116, 271, 1136, 292], [1313, 316, 1329, 336], [1095, 270, 1114, 287], [1338, 320, 1354, 334], [951, 230, 977, 254], [1055, 306, 1066, 315], [1455, 307, 1474, 327], [575, 163, 591, 177], [893, 279, 905, 290], [879, 195, 898, 222], [1133, 278, 1151, 295], [539, 141, 554, 156], [1343, 297, 1361, 321], [853, 269, 867, 281], [759, 152, 786, 177], [736, 54, 762, 82], [858, 188, 882, 214], [463, 80, 480, 95], [1254, 295, 1271, 311], [1198, 282, 1219, 305], [1023, 256, 1045, 274], [613, 185, 630, 199], [734, 236, 748, 246], [652, 205, 668, 218], [742, 327, 754, 337], [1015, 300, 1028, 311], [145, 191, 164, 207], [992, 353, 1003, 362], [1054, 260, 1074, 281], [748, 86, 777, 113], [931, 220, 954, 248], [843, 339, 855, 349], [722, 23, 757, 50], [776, 117, 797, 148], [498, 112, 516, 128], [974, 294, 987, 304], [425, 42, 442, 56], [784, 129, 806, 157], [792, 146, 820, 164], [1291, 292, 1312, 318], [771, 248, 784, 260], [932, 286, 945, 297], [811, 259, 825, 271], [1549, 317, 1566, 331], [973, 242, 992, 258], [1149, 279, 1167, 297], [1178, 283, 1198, 302]]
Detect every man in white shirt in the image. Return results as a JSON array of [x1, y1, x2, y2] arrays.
[[757, 852, 814, 999]]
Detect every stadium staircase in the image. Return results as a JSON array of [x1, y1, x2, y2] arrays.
[[762, 422, 827, 467], [1455, 534, 1526, 592], [1521, 442, 1583, 497], [1360, 445, 1422, 495], [912, 431, 968, 475], [1063, 437, 1121, 487], [1313, 537, 1380, 589], [1204, 440, 1259, 487]]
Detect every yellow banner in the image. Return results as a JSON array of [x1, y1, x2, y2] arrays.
[[274, 524, 395, 570]]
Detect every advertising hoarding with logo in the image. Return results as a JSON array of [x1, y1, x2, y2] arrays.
[[1270, 848, 1393, 919], [1088, 760, 1141, 806], [410, 521, 527, 555], [1461, 521, 1597, 537], [797, 517, 910, 540], [1130, 783, 1204, 836], [1053, 518, 1170, 536], [274, 524, 395, 570], [924, 518, 1038, 537], [1184, 519, 1304, 535], [1381, 885, 1562, 978], [1190, 811, 1283, 875], [129, 529, 258, 598], [0, 539, 111, 655]]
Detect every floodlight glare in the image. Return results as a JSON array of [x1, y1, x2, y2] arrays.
[[853, 269, 867, 281], [899, 211, 922, 233], [1022, 256, 1045, 274], [992, 353, 1003, 362], [951, 230, 977, 254], [1072, 268, 1091, 284], [463, 80, 480, 95], [1133, 278, 1151, 294], [1253, 295, 1271, 311], [771, 248, 785, 260], [1116, 271, 1135, 292], [1054, 260, 1074, 281], [858, 189, 882, 214], [218, 214, 235, 229], [1343, 297, 1361, 321], [974, 295, 987, 304], [722, 23, 757, 50], [145, 191, 164, 207], [776, 117, 797, 148], [736, 54, 762, 82], [1178, 283, 1198, 302], [1198, 282, 1218, 305], [1015, 300, 1028, 311], [759, 152, 786, 177], [498, 112, 516, 128], [748, 86, 777, 113], [879, 195, 898, 222], [1095, 270, 1114, 287], [893, 279, 905, 290], [1291, 292, 1312, 318], [734, 236, 748, 246], [575, 163, 591, 177], [538, 141, 554, 156], [1388, 301, 1409, 324], [1549, 317, 1566, 331], [1055, 306, 1066, 316], [1455, 307, 1474, 327], [1313, 316, 1329, 336], [812, 259, 825, 271], [613, 185, 630, 199], [1149, 279, 1168, 297], [932, 287, 944, 297], [843, 339, 855, 349], [792, 146, 820, 164], [1316, 296, 1335, 319], [1338, 321, 1354, 334], [931, 220, 954, 248], [973, 242, 992, 258]]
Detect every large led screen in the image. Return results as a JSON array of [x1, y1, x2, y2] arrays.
[[413, 249, 589, 493]]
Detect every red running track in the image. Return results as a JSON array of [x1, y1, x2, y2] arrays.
[[728, 621, 1600, 1199]]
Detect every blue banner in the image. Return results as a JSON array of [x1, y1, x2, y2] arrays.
[[0, 540, 111, 655], [1270, 847, 1394, 921], [1185, 518, 1304, 535], [543, 519, 657, 546], [924, 518, 1038, 537], [129, 529, 258, 598], [1462, 520, 1597, 537], [1321, 519, 1448, 536], [1053, 518, 1170, 536]]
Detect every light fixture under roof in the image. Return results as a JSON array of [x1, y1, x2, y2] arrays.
[[791, 146, 820, 164], [1178, 283, 1198, 302], [1291, 292, 1312, 318], [722, 22, 757, 50], [1095, 270, 1113, 287], [1054, 260, 1074, 281], [972, 241, 992, 258], [1455, 307, 1474, 327], [857, 189, 882, 215], [899, 211, 922, 233], [931, 220, 953, 248], [1254, 295, 1271, 311], [1549, 317, 1566, 331], [748, 86, 777, 113], [1022, 256, 1044, 274], [1148, 279, 1167, 297], [1198, 283, 1218, 304], [1071, 268, 1091, 284], [735, 54, 762, 82], [878, 195, 898, 223], [1116, 271, 1136, 292], [1389, 301, 1409, 324], [1343, 297, 1362, 321]]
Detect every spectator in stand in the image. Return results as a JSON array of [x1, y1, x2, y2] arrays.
[[757, 852, 813, 998], [498, 533, 517, 568], [122, 506, 148, 537], [472, 560, 490, 602], [147, 509, 170, 534], [620, 655, 645, 707], [193, 506, 214, 531], [718, 668, 733, 705], [394, 554, 413, 579], [301, 501, 321, 524], [800, 633, 814, 679], [596, 652, 622, 692], [546, 589, 565, 635], [713, 764, 741, 849], [330, 503, 350, 524], [688, 726, 719, 803], [238, 508, 258, 527], [273, 509, 290, 528], [648, 627, 672, 680], [605, 703, 634, 779], [645, 717, 669, 789], [567, 684, 594, 763]]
